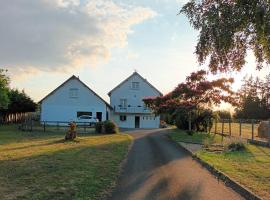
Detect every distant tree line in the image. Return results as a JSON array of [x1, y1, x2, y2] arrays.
[[0, 69, 37, 123], [234, 74, 270, 120]]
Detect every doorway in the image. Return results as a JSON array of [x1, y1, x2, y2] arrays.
[[135, 116, 140, 128], [96, 112, 102, 122]]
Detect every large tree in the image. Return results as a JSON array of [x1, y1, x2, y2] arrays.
[[181, 0, 270, 73], [144, 70, 237, 130]]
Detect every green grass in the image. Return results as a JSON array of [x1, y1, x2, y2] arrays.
[[197, 145, 270, 199], [0, 125, 132, 200], [169, 129, 222, 144], [169, 128, 270, 199]]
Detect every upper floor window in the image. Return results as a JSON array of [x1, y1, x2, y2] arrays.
[[69, 88, 78, 98], [131, 82, 139, 90], [120, 98, 127, 108]]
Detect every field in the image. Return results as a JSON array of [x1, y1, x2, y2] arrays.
[[0, 125, 132, 200], [169, 129, 270, 199], [210, 122, 265, 141]]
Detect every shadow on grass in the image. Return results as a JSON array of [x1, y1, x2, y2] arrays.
[[0, 138, 130, 200]]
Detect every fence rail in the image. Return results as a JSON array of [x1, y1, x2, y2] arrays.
[[19, 120, 96, 133], [209, 119, 269, 146]]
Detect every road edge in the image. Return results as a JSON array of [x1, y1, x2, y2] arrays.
[[167, 134, 262, 200], [103, 134, 134, 200]]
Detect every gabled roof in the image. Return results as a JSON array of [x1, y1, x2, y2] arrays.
[[108, 71, 163, 96], [39, 75, 112, 109]]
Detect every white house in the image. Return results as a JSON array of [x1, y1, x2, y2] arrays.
[[108, 72, 162, 128], [40, 75, 111, 123]]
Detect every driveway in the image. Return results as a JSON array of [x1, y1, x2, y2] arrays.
[[108, 129, 243, 200]]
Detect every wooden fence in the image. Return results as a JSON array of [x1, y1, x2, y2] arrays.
[[209, 119, 269, 146]]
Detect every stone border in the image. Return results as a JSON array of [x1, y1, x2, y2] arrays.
[[167, 135, 262, 200]]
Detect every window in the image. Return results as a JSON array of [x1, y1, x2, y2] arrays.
[[77, 112, 92, 117], [131, 82, 139, 90], [120, 98, 127, 108], [69, 88, 78, 98], [120, 115, 127, 121]]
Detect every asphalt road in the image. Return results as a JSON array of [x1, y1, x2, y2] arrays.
[[108, 129, 243, 200]]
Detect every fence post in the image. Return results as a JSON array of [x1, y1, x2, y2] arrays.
[[239, 119, 242, 137], [30, 119, 33, 132], [214, 119, 217, 134], [43, 121, 46, 132], [229, 118, 232, 137], [221, 119, 224, 143], [206, 118, 209, 133], [251, 119, 254, 140], [188, 112, 191, 131]]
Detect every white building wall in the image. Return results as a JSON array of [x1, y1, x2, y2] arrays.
[[41, 78, 108, 122], [109, 73, 161, 128]]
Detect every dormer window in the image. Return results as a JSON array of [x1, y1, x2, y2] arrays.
[[69, 88, 78, 98], [132, 82, 139, 90]]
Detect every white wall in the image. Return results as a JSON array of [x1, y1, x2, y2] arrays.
[[109, 73, 161, 128], [111, 114, 160, 128], [41, 78, 108, 122], [110, 73, 161, 110]]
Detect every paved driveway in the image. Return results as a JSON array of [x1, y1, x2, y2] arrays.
[[108, 129, 243, 200]]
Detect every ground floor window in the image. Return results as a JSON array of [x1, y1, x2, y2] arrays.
[[77, 112, 92, 117], [120, 115, 127, 121]]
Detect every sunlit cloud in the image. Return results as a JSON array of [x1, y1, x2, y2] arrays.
[[0, 0, 156, 79]]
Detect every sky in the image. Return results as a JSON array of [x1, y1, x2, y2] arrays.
[[1, 0, 270, 109]]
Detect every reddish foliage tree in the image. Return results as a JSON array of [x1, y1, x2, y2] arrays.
[[144, 70, 238, 115]]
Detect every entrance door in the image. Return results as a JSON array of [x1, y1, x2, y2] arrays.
[[96, 112, 102, 122], [135, 116, 140, 128]]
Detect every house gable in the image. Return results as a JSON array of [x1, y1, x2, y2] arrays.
[[108, 72, 162, 97], [40, 75, 111, 109]]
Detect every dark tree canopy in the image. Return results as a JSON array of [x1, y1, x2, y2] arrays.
[[181, 0, 270, 73], [234, 74, 270, 119], [6, 89, 37, 114], [0, 69, 10, 109]]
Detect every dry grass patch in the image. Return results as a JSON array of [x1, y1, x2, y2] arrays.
[[0, 125, 132, 200]]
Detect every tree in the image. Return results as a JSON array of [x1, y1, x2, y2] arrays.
[[144, 70, 237, 130], [181, 0, 270, 73], [7, 89, 37, 114], [235, 74, 270, 119], [0, 69, 10, 109]]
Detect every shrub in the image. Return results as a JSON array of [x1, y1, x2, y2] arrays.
[[103, 120, 118, 134], [186, 130, 194, 136], [225, 139, 246, 152], [95, 122, 103, 133]]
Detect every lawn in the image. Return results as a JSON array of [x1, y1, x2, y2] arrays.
[[0, 125, 132, 200], [169, 129, 223, 144], [169, 128, 270, 200]]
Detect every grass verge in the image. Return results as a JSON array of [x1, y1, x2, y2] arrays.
[[169, 128, 270, 199], [0, 125, 132, 200]]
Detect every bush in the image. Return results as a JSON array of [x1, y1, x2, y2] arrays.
[[95, 122, 103, 133], [95, 120, 118, 134], [225, 139, 246, 152], [103, 120, 118, 134], [186, 130, 194, 136]]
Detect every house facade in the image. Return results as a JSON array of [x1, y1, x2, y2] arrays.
[[108, 72, 162, 128], [40, 75, 111, 123]]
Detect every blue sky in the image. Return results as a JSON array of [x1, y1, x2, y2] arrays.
[[2, 0, 269, 107]]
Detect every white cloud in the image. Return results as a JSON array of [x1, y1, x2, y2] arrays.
[[0, 0, 156, 78]]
